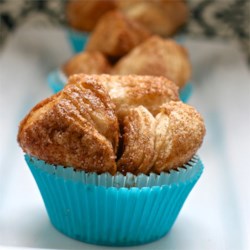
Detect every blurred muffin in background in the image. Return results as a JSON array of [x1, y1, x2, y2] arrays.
[[117, 0, 189, 36], [66, 0, 188, 36], [65, 0, 188, 53], [86, 10, 151, 59], [66, 0, 117, 32], [112, 36, 191, 89], [63, 51, 111, 77]]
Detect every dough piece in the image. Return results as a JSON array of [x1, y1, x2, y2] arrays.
[[112, 36, 191, 89], [66, 0, 117, 32], [18, 79, 119, 174], [86, 10, 151, 58], [152, 101, 206, 173], [117, 106, 155, 174], [118, 101, 205, 174], [63, 51, 111, 77], [117, 0, 188, 36], [68, 74, 179, 120]]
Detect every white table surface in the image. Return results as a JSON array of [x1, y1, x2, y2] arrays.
[[0, 24, 249, 250]]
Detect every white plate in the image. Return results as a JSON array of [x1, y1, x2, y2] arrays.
[[0, 24, 249, 250]]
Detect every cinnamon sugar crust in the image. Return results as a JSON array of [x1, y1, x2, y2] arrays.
[[18, 79, 119, 174]]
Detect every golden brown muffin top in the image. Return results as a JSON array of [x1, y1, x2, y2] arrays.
[[18, 74, 205, 175], [86, 10, 151, 58], [66, 0, 117, 32], [63, 51, 111, 77], [112, 36, 191, 89], [68, 74, 179, 120]]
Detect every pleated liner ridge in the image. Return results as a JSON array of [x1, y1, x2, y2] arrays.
[[26, 154, 203, 246]]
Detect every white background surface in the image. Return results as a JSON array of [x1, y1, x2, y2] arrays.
[[0, 24, 249, 250]]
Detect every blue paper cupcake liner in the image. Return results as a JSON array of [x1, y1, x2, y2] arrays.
[[66, 28, 89, 53], [47, 70, 67, 93], [25, 155, 203, 246], [179, 82, 193, 102], [47, 69, 193, 103]]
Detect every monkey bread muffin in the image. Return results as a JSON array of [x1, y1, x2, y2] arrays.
[[18, 74, 205, 246]]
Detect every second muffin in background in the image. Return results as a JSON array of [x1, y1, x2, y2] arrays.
[[48, 36, 193, 102]]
